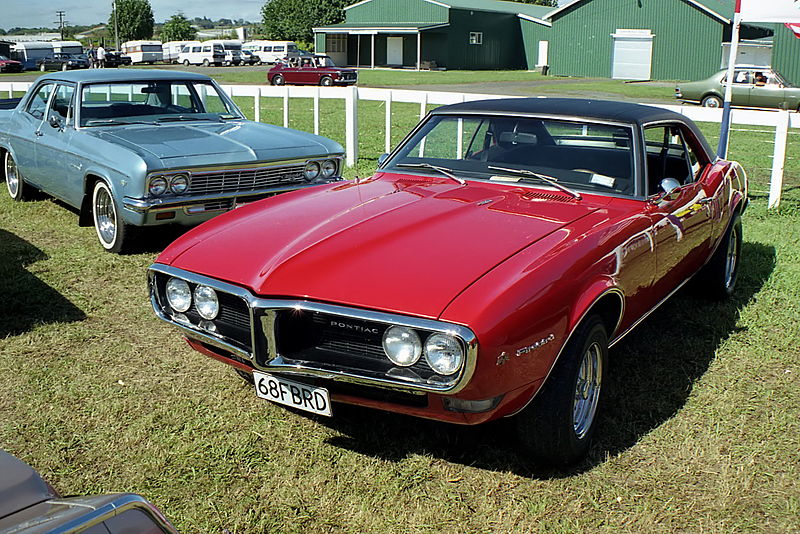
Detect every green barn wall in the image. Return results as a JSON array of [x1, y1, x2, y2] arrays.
[[520, 20, 551, 70], [446, 9, 524, 69], [346, 0, 448, 24], [773, 25, 800, 86], [549, 0, 727, 80]]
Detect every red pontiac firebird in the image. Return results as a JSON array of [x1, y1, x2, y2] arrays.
[[149, 98, 747, 465]]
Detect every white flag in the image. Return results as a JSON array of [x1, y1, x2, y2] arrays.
[[740, 0, 800, 23]]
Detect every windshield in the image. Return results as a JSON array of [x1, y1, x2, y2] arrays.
[[384, 114, 636, 196], [79, 80, 243, 127]]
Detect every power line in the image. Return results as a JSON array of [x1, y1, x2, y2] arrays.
[[54, 10, 68, 40]]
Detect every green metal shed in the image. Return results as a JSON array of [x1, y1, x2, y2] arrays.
[[773, 24, 800, 86], [545, 0, 773, 81], [313, 0, 551, 70]]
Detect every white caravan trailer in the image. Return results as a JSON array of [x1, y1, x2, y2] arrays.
[[121, 40, 163, 63], [10, 42, 54, 70]]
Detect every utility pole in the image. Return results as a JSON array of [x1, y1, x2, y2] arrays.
[[113, 0, 120, 50], [54, 10, 67, 40]]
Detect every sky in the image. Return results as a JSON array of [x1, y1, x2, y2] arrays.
[[1, 0, 267, 31]]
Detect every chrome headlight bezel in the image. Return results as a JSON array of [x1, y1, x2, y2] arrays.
[[169, 173, 190, 194], [148, 176, 168, 196], [321, 159, 337, 178]]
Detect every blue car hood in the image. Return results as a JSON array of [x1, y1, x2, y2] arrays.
[[89, 120, 336, 166]]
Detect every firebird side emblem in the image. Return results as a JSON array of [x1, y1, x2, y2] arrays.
[[516, 334, 555, 357], [329, 320, 381, 335]]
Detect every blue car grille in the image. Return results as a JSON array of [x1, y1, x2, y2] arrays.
[[188, 164, 308, 195]]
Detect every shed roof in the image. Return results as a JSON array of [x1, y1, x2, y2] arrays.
[[548, 0, 733, 24], [344, 0, 552, 19]]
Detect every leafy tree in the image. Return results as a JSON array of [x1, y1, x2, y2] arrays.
[[261, 0, 349, 43], [108, 0, 155, 42], [160, 13, 196, 42]]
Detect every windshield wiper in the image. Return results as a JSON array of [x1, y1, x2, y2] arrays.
[[488, 165, 582, 200], [84, 119, 160, 126], [157, 115, 216, 122], [395, 163, 466, 185]]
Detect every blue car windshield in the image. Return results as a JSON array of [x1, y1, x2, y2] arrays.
[[384, 114, 636, 196], [80, 80, 243, 126]]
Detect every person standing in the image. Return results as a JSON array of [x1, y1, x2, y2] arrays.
[[88, 45, 97, 68], [97, 45, 106, 68]]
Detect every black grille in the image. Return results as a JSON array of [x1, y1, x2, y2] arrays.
[[273, 310, 438, 378], [189, 165, 308, 195]]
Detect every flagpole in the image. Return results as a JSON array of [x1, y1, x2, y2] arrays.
[[717, 0, 742, 159]]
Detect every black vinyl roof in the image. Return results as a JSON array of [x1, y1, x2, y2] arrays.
[[432, 97, 715, 159]]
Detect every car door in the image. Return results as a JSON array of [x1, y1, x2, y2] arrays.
[[34, 82, 84, 207], [8, 82, 55, 188], [644, 124, 716, 296], [749, 70, 787, 109]]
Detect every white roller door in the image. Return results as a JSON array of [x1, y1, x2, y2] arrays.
[[611, 29, 653, 80]]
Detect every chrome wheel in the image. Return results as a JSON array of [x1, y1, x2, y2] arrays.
[[5, 152, 19, 199], [573, 342, 603, 440], [93, 182, 117, 249], [724, 222, 740, 290]]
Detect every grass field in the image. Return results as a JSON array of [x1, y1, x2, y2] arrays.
[[1, 80, 799, 533]]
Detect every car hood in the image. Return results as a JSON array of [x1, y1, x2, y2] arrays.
[[160, 173, 606, 319], [87, 121, 337, 166]]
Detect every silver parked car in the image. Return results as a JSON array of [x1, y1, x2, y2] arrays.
[[0, 69, 344, 253]]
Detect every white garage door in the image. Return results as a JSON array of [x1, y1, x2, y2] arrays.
[[611, 30, 653, 80]]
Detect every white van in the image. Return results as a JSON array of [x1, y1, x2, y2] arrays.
[[121, 40, 163, 64], [178, 42, 225, 66], [203, 40, 243, 66], [10, 42, 54, 70], [243, 40, 299, 64], [162, 41, 194, 63]]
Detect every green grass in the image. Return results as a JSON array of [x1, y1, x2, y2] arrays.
[[1, 95, 799, 533]]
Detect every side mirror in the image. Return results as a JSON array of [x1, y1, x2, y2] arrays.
[[652, 177, 682, 203], [377, 153, 390, 167], [48, 115, 62, 130]]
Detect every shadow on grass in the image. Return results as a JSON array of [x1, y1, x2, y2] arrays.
[[0, 229, 86, 337], [320, 241, 776, 478]]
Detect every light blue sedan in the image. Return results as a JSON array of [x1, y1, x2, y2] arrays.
[[0, 69, 344, 252]]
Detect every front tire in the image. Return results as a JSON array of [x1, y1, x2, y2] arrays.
[[271, 74, 285, 86], [697, 213, 742, 299], [5, 151, 31, 201], [320, 76, 333, 87], [183, 59, 190, 66], [514, 316, 607, 465], [202, 58, 210, 67], [92, 181, 131, 253], [702, 95, 723, 108]]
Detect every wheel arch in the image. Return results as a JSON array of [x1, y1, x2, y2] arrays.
[[78, 172, 108, 227]]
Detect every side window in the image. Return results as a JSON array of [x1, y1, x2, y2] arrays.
[[26, 83, 54, 120], [733, 70, 752, 84], [49, 84, 76, 125], [264, 46, 272, 52], [643, 125, 702, 195]]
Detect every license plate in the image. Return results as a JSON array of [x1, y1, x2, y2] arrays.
[[253, 371, 332, 417]]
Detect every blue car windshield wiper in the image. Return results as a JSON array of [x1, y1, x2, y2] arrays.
[[157, 115, 218, 122]]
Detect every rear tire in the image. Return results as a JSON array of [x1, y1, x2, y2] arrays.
[[702, 95, 723, 108], [183, 59, 190, 66], [696, 213, 742, 300], [40, 63, 46, 72], [5, 151, 31, 201], [514, 316, 607, 466]]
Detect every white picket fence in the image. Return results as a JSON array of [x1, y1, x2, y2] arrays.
[[2, 81, 797, 208]]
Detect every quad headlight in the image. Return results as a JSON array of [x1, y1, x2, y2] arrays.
[[194, 285, 219, 320], [382, 326, 422, 367], [321, 159, 337, 178], [424, 333, 464, 376], [165, 277, 191, 312], [169, 174, 189, 194], [304, 161, 321, 181], [149, 177, 168, 196]]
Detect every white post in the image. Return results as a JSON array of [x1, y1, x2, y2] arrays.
[[417, 32, 421, 71], [255, 90, 260, 122], [371, 34, 375, 69], [345, 85, 359, 167], [718, 10, 742, 159], [314, 86, 320, 135], [283, 86, 289, 128], [456, 118, 463, 159], [8, 84, 13, 98], [385, 90, 392, 154], [768, 110, 790, 209], [419, 91, 427, 120]]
